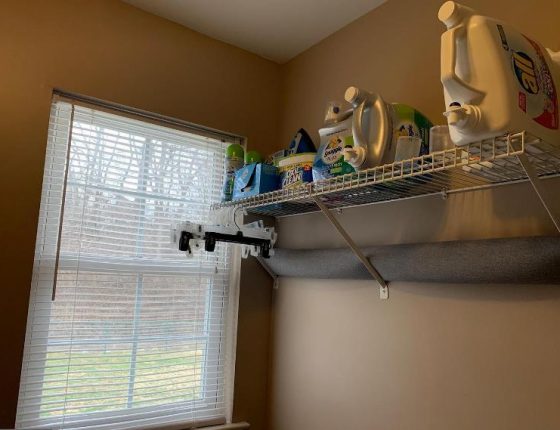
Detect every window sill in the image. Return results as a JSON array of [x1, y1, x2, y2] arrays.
[[197, 423, 250, 430], [0, 422, 251, 430]]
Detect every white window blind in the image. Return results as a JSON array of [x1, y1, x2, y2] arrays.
[[17, 100, 241, 430]]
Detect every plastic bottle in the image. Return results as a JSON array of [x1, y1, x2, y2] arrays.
[[245, 150, 262, 165], [222, 143, 244, 202], [288, 128, 316, 154], [312, 89, 433, 181], [313, 102, 355, 181], [343, 87, 433, 168], [439, 1, 560, 145]]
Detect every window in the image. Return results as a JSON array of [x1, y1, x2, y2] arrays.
[[17, 99, 241, 430]]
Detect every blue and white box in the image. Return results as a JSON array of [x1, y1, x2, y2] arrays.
[[233, 163, 279, 200]]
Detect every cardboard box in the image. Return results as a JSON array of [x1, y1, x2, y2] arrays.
[[233, 163, 279, 200]]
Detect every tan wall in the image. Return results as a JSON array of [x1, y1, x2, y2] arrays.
[[3, 0, 560, 429], [0, 0, 278, 427], [278, 0, 560, 148], [269, 0, 560, 429]]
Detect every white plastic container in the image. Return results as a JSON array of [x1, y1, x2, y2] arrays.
[[312, 88, 433, 181], [439, 1, 560, 146], [344, 87, 433, 168], [429, 125, 455, 152], [278, 153, 315, 189]]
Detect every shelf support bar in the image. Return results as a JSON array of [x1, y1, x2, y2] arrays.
[[256, 256, 279, 289], [517, 153, 560, 233], [312, 196, 389, 299]]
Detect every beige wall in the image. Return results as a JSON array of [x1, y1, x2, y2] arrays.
[[3, 0, 560, 429], [269, 0, 560, 429], [0, 0, 278, 427], [278, 0, 560, 148]]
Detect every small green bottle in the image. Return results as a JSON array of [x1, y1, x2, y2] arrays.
[[222, 143, 244, 201], [245, 150, 262, 165]]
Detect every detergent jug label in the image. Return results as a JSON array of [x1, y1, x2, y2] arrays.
[[313, 129, 356, 181], [322, 136, 345, 164], [392, 105, 432, 156], [498, 25, 558, 130], [395, 121, 420, 140]]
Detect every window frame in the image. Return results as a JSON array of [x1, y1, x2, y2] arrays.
[[17, 95, 243, 430]]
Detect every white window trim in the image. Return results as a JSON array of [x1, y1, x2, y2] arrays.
[[17, 98, 244, 430]]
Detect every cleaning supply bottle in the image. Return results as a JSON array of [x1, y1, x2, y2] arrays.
[[313, 91, 433, 181], [343, 87, 391, 169], [344, 87, 432, 168], [313, 102, 356, 181], [222, 143, 244, 202], [288, 128, 316, 154], [245, 150, 262, 165], [439, 1, 560, 145]]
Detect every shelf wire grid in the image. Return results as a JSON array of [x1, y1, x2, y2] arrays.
[[214, 131, 560, 218]]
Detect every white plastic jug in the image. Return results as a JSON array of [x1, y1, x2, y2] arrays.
[[344, 87, 433, 167], [439, 1, 560, 145], [312, 89, 433, 181]]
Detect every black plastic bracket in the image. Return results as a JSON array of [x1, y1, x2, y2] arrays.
[[178, 231, 194, 253], [204, 232, 271, 258], [178, 230, 272, 258]]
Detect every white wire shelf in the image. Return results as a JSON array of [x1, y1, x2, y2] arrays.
[[214, 131, 560, 218]]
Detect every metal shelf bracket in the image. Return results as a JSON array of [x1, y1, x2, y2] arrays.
[[312, 196, 389, 300], [517, 153, 560, 233], [256, 256, 280, 289]]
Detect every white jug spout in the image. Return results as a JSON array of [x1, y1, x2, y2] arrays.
[[444, 104, 481, 130], [343, 146, 366, 168]]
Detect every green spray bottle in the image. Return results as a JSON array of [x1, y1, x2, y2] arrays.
[[222, 143, 244, 202]]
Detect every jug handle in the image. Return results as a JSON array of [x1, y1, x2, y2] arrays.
[[441, 25, 482, 99], [353, 100, 368, 149], [352, 93, 388, 151]]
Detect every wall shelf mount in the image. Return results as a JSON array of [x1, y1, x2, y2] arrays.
[[215, 132, 560, 299]]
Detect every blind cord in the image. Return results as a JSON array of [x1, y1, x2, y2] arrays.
[[52, 104, 75, 301]]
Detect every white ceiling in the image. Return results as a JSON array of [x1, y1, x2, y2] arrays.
[[123, 0, 387, 63]]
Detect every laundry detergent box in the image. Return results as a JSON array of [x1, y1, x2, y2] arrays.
[[268, 149, 288, 166], [278, 153, 315, 189], [233, 163, 279, 200]]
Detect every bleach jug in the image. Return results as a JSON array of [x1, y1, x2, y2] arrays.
[[313, 89, 433, 181], [439, 1, 560, 146], [343, 87, 432, 170]]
